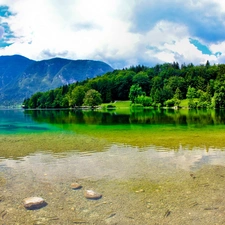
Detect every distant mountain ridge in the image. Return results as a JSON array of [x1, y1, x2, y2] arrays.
[[0, 55, 114, 106]]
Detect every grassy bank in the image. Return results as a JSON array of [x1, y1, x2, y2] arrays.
[[101, 101, 131, 109], [101, 99, 191, 110]]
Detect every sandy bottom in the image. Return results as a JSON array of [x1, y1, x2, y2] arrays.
[[0, 133, 225, 224], [0, 165, 225, 225]]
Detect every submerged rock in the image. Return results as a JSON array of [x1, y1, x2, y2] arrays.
[[23, 197, 47, 210], [71, 182, 82, 190], [84, 190, 102, 200]]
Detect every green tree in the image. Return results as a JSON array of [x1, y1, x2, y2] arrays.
[[186, 86, 197, 108], [22, 98, 30, 108], [136, 95, 153, 106], [94, 76, 112, 103], [83, 89, 102, 108], [166, 76, 186, 98], [69, 86, 86, 107], [129, 84, 144, 103], [152, 88, 161, 105], [165, 98, 175, 107], [186, 86, 196, 99], [173, 87, 182, 107], [174, 87, 182, 100], [214, 81, 225, 108], [111, 71, 134, 101], [38, 92, 49, 108], [205, 84, 212, 105], [132, 71, 150, 94], [28, 92, 42, 108], [45, 90, 55, 108]]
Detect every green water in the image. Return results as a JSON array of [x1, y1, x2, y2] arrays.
[[1, 108, 225, 224]]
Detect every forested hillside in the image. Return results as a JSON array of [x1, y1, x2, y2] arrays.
[[23, 61, 225, 109]]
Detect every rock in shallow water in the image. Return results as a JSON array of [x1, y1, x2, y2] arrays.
[[71, 182, 82, 190], [23, 197, 47, 210], [84, 190, 102, 200]]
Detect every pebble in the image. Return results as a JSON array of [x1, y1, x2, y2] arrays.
[[84, 190, 102, 200], [23, 197, 47, 210], [71, 182, 82, 190], [135, 189, 145, 193]]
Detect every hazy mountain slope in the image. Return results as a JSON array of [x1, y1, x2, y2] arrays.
[[0, 55, 34, 90]]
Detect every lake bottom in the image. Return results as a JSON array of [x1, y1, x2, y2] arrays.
[[1, 133, 225, 224]]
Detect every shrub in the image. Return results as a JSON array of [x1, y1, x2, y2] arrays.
[[165, 99, 175, 107], [107, 104, 116, 109]]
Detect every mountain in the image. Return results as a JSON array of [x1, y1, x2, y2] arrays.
[[0, 55, 114, 106], [0, 55, 34, 90]]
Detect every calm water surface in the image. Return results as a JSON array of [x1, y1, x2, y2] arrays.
[[1, 108, 225, 224]]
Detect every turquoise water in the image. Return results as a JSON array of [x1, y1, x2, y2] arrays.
[[0, 109, 63, 134], [1, 108, 225, 132]]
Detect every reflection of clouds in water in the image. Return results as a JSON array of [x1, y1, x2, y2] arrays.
[[1, 145, 225, 183], [147, 145, 225, 171]]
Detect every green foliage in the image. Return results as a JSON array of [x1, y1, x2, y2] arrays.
[[111, 71, 134, 101], [28, 92, 42, 108], [165, 76, 186, 99], [129, 84, 144, 103], [23, 61, 225, 109], [132, 72, 150, 94], [69, 85, 86, 107], [188, 99, 197, 108], [165, 99, 175, 107], [178, 99, 188, 108], [214, 81, 225, 108], [186, 86, 198, 108], [136, 95, 153, 107], [186, 86, 196, 99], [196, 90, 212, 108], [173, 88, 182, 107], [83, 89, 102, 107], [106, 104, 116, 109], [174, 88, 181, 100]]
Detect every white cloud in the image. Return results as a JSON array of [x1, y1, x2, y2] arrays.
[[138, 20, 218, 65], [210, 41, 225, 54], [0, 0, 140, 66], [214, 0, 225, 12], [0, 26, 4, 38], [0, 0, 225, 68]]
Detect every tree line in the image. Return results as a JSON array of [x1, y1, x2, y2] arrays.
[[22, 61, 225, 109]]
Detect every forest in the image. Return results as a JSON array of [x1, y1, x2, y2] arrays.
[[22, 61, 225, 109]]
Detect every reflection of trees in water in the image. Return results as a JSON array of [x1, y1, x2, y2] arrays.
[[214, 109, 225, 124], [24, 110, 78, 124], [129, 108, 182, 124], [83, 111, 103, 125], [129, 109, 223, 126], [24, 109, 131, 125], [186, 109, 214, 126], [24, 109, 225, 126]]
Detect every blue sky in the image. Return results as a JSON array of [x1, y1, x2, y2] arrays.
[[0, 0, 224, 68]]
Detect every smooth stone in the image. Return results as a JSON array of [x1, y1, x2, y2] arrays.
[[135, 189, 145, 193], [84, 190, 102, 200], [23, 197, 47, 210], [71, 182, 82, 190]]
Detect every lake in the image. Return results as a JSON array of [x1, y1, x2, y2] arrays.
[[1, 108, 225, 224]]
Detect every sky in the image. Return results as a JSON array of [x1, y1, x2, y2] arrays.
[[0, 0, 225, 69]]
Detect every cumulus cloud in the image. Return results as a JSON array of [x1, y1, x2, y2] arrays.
[[131, 0, 225, 42], [0, 26, 4, 38], [0, 0, 224, 68]]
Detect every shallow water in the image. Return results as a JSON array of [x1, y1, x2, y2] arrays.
[[1, 109, 225, 224]]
